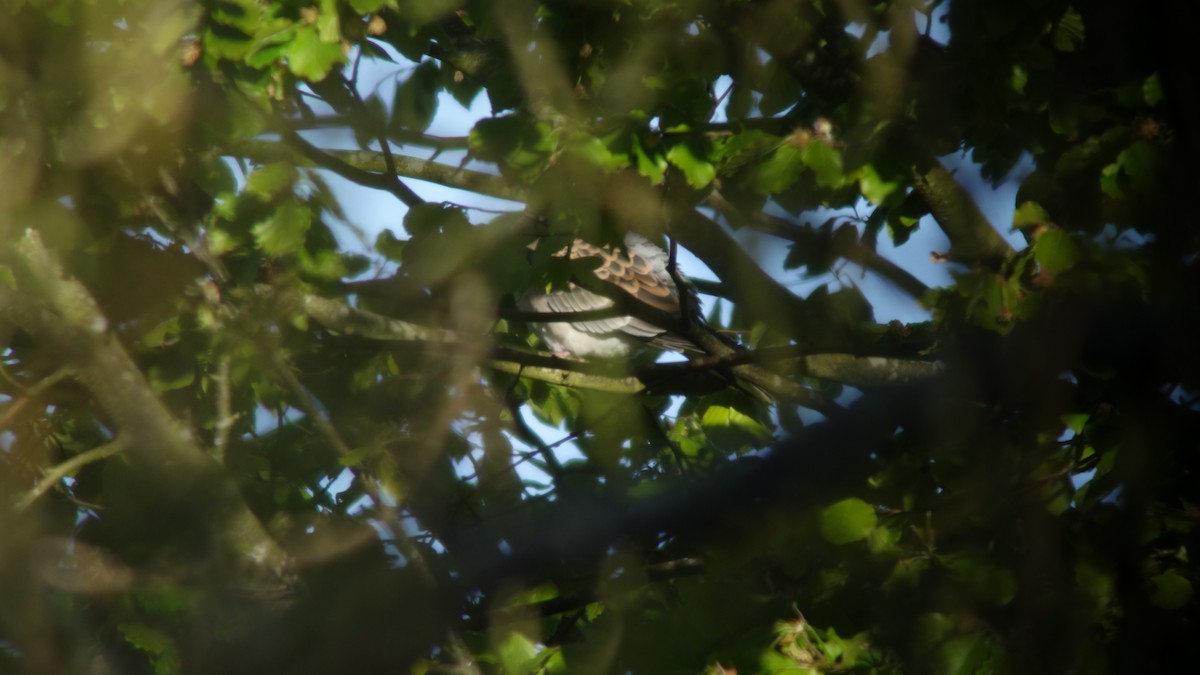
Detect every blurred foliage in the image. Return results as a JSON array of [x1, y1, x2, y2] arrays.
[[2, 0, 1198, 673]]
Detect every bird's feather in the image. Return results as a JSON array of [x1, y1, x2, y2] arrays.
[[520, 233, 702, 356]]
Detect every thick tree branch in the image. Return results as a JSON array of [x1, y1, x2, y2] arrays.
[[798, 353, 944, 387], [910, 160, 1014, 264], [3, 230, 287, 575], [273, 285, 929, 400]]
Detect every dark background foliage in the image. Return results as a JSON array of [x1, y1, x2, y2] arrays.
[[2, 0, 1197, 673]]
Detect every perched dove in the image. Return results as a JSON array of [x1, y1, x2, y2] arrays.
[[518, 233, 702, 358]]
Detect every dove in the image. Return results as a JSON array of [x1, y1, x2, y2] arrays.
[[518, 233, 702, 358]]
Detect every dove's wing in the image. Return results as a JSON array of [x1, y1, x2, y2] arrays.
[[521, 233, 703, 355], [565, 237, 681, 314]]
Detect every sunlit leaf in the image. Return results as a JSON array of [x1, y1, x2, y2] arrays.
[[1033, 229, 1079, 274], [666, 140, 716, 189], [287, 25, 344, 81], [819, 498, 877, 545], [252, 201, 311, 255]]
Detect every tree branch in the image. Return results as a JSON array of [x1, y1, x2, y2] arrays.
[[705, 192, 931, 298], [288, 116, 470, 150], [909, 160, 1014, 264], [669, 207, 818, 343], [236, 139, 525, 203], [3, 230, 287, 575], [14, 439, 126, 511], [457, 382, 932, 589]]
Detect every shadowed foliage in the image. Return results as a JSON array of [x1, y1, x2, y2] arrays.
[[2, 0, 1197, 673]]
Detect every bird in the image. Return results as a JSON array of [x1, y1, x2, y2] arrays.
[[518, 233, 703, 359]]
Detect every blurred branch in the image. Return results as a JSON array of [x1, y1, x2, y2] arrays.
[[458, 383, 931, 589], [0, 367, 71, 430], [503, 395, 565, 478], [279, 129, 424, 206], [338, 74, 428, 208], [2, 230, 287, 575], [468, 556, 706, 631], [755, 32, 1014, 266], [212, 354, 236, 465], [277, 284, 922, 401], [669, 207, 818, 343], [14, 439, 125, 512], [235, 138, 524, 203], [798, 353, 944, 387], [705, 192, 931, 298], [257, 285, 459, 343], [288, 116, 472, 150], [266, 346, 481, 663], [489, 358, 648, 395]]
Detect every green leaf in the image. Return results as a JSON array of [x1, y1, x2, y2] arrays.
[[937, 632, 996, 675], [1117, 140, 1159, 194], [245, 163, 296, 200], [943, 554, 1017, 605], [1075, 561, 1114, 603], [195, 157, 237, 197], [0, 264, 16, 289], [1150, 572, 1194, 610], [885, 557, 931, 593], [392, 60, 440, 133], [1012, 200, 1049, 229], [819, 498, 877, 545], [632, 134, 667, 184], [252, 202, 312, 256], [246, 40, 291, 69], [1052, 7, 1085, 52], [565, 132, 628, 171], [470, 114, 555, 181], [859, 163, 902, 205], [1033, 229, 1079, 274], [666, 415, 706, 457], [801, 142, 844, 188], [666, 140, 716, 189], [298, 247, 350, 279], [348, 0, 386, 12], [886, 191, 928, 246], [502, 582, 560, 608], [1099, 161, 1123, 198], [148, 361, 195, 393], [698, 397, 772, 450], [403, 202, 469, 238], [1143, 73, 1163, 107], [316, 0, 341, 42], [867, 521, 901, 555], [1061, 413, 1090, 435], [375, 229, 406, 261], [119, 623, 180, 675], [496, 632, 540, 674], [1010, 64, 1028, 94], [206, 225, 242, 256], [287, 25, 344, 82], [751, 145, 805, 194]]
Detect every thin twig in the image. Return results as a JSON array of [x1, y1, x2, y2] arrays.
[[15, 439, 125, 512], [212, 354, 236, 464]]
